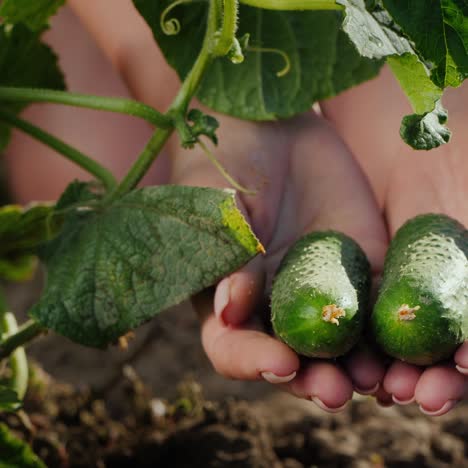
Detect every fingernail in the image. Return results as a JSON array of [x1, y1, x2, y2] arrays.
[[455, 365, 468, 376], [355, 382, 380, 395], [419, 399, 458, 417], [214, 278, 230, 324], [261, 371, 296, 384], [311, 396, 347, 414], [392, 395, 415, 405]]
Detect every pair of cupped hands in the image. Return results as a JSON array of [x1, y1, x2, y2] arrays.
[[7, 1, 468, 416]]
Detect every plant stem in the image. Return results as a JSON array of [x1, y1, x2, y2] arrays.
[[239, 0, 343, 10], [109, 0, 220, 199], [0, 108, 117, 191], [0, 291, 32, 400], [168, 0, 219, 115], [214, 0, 239, 56], [107, 127, 173, 199], [1, 313, 29, 399], [0, 87, 172, 128], [0, 320, 45, 361]]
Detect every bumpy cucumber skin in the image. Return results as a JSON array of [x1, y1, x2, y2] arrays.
[[372, 214, 468, 365], [271, 231, 371, 358]]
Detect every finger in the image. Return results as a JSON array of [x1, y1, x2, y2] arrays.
[[455, 342, 468, 376], [69, 0, 179, 108], [284, 361, 354, 412], [197, 298, 299, 382], [383, 361, 423, 405], [415, 366, 468, 416], [214, 256, 265, 326], [343, 345, 386, 396]]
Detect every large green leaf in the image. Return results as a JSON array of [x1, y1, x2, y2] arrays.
[[133, 0, 382, 120], [31, 185, 263, 347], [0, 0, 65, 31], [338, 0, 454, 149], [383, 0, 468, 88], [0, 203, 61, 281], [337, 1, 412, 58], [0, 24, 65, 151], [0, 423, 45, 468]]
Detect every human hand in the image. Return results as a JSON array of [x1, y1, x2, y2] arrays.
[[169, 109, 389, 411], [321, 66, 468, 416]]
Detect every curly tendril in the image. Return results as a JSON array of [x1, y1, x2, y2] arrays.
[[160, 0, 195, 35], [247, 46, 291, 77]]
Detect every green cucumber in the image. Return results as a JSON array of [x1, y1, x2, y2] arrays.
[[371, 214, 468, 365], [271, 231, 371, 358]]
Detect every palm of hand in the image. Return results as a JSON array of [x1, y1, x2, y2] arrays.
[[174, 110, 388, 412]]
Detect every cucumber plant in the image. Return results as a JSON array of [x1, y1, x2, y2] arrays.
[[0, 0, 466, 458]]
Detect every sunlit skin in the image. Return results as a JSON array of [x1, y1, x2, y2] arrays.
[[5, 2, 467, 415]]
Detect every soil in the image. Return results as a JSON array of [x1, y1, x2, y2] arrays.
[[1, 365, 467, 468], [2, 277, 468, 467]]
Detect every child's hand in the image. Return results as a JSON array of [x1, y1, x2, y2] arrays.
[[321, 66, 468, 416], [169, 110, 388, 411]]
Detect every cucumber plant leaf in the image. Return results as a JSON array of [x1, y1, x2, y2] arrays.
[[0, 423, 45, 468], [133, 0, 382, 120], [55, 180, 104, 210], [400, 100, 451, 150], [0, 0, 65, 32], [31, 185, 264, 347], [383, 0, 468, 89], [337, 0, 457, 149], [0, 24, 65, 151], [0, 386, 21, 412], [0, 204, 61, 281], [387, 53, 451, 149]]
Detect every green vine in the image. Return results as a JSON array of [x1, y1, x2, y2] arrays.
[[0, 87, 172, 128], [214, 0, 240, 57], [239, 0, 343, 10], [0, 108, 117, 192]]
